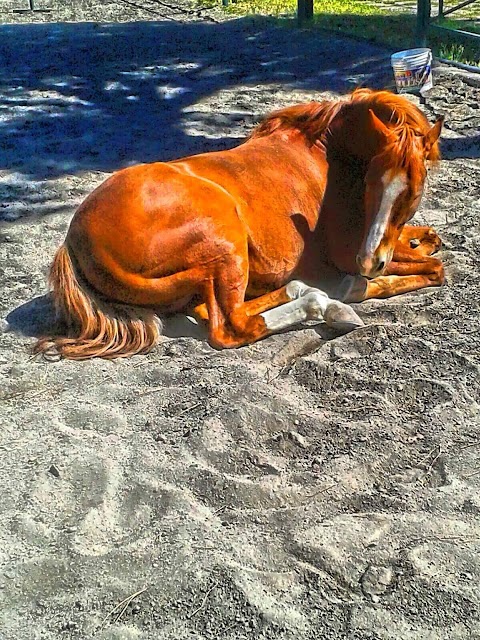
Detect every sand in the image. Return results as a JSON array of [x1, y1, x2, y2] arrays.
[[1, 2, 480, 639]]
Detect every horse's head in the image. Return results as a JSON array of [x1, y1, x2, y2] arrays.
[[356, 107, 443, 278]]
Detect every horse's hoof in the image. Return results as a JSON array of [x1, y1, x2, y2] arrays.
[[336, 275, 368, 303], [324, 301, 364, 333]]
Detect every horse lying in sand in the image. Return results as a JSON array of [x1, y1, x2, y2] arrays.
[[35, 88, 444, 360]]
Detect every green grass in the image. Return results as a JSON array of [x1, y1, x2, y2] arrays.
[[438, 42, 477, 65], [438, 42, 468, 59], [213, 0, 479, 65], [225, 0, 386, 18], [439, 16, 480, 35]]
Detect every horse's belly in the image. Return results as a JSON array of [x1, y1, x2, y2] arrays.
[[246, 237, 303, 293]]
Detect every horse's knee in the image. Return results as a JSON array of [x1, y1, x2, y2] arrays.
[[418, 229, 442, 256], [424, 227, 442, 245], [429, 260, 445, 285]]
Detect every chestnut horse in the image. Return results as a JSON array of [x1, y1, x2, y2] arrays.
[[35, 89, 444, 360]]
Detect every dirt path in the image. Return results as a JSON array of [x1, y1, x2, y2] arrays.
[[1, 4, 480, 639]]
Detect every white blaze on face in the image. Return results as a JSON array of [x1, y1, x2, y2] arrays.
[[365, 170, 407, 256]]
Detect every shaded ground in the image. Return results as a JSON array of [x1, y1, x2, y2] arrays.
[[1, 3, 480, 640]]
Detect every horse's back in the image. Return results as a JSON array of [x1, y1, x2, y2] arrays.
[[69, 161, 242, 248], [171, 134, 329, 285], [66, 133, 329, 302], [173, 133, 328, 227], [69, 132, 326, 250]]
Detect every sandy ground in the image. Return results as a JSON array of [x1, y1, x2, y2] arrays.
[[1, 2, 480, 639]]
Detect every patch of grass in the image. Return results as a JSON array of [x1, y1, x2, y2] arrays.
[[215, 0, 479, 66], [224, 0, 387, 18], [437, 42, 477, 66], [438, 42, 467, 59], [439, 16, 480, 35], [313, 12, 417, 49], [430, 18, 480, 64]]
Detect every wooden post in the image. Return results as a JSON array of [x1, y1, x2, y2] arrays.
[[13, 0, 51, 11], [298, 0, 314, 26], [416, 0, 431, 47]]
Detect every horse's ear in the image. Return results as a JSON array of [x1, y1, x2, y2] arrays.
[[424, 116, 444, 156], [368, 109, 394, 143]]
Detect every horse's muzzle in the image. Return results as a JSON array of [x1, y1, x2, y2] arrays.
[[356, 253, 388, 279]]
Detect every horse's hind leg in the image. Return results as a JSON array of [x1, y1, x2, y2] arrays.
[[203, 257, 363, 349], [193, 280, 313, 322]]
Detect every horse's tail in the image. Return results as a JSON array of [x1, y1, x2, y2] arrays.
[[34, 244, 162, 360]]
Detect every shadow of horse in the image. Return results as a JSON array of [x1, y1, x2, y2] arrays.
[[5, 295, 209, 342], [5, 294, 341, 350]]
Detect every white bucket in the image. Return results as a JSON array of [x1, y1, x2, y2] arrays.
[[391, 48, 433, 96]]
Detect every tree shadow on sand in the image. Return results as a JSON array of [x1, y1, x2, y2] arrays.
[[0, 17, 394, 214], [441, 133, 480, 160]]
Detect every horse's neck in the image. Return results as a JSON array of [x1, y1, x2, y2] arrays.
[[328, 102, 381, 161], [245, 129, 329, 205], [318, 142, 370, 274]]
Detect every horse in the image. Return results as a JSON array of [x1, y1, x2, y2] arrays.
[[34, 88, 444, 360]]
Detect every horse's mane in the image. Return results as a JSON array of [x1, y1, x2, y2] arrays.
[[350, 88, 441, 164], [251, 89, 440, 164], [250, 99, 343, 143]]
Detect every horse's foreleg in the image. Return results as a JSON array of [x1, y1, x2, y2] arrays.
[[339, 255, 444, 302], [397, 225, 442, 257]]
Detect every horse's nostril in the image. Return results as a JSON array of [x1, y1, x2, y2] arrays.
[[377, 260, 385, 272]]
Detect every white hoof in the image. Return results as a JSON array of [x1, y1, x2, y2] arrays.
[[324, 301, 364, 333]]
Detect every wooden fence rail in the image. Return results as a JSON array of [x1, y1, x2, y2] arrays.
[[438, 0, 477, 18], [294, 1, 479, 48], [418, 0, 480, 46]]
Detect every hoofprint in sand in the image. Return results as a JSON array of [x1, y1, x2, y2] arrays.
[[1, 6, 480, 640]]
